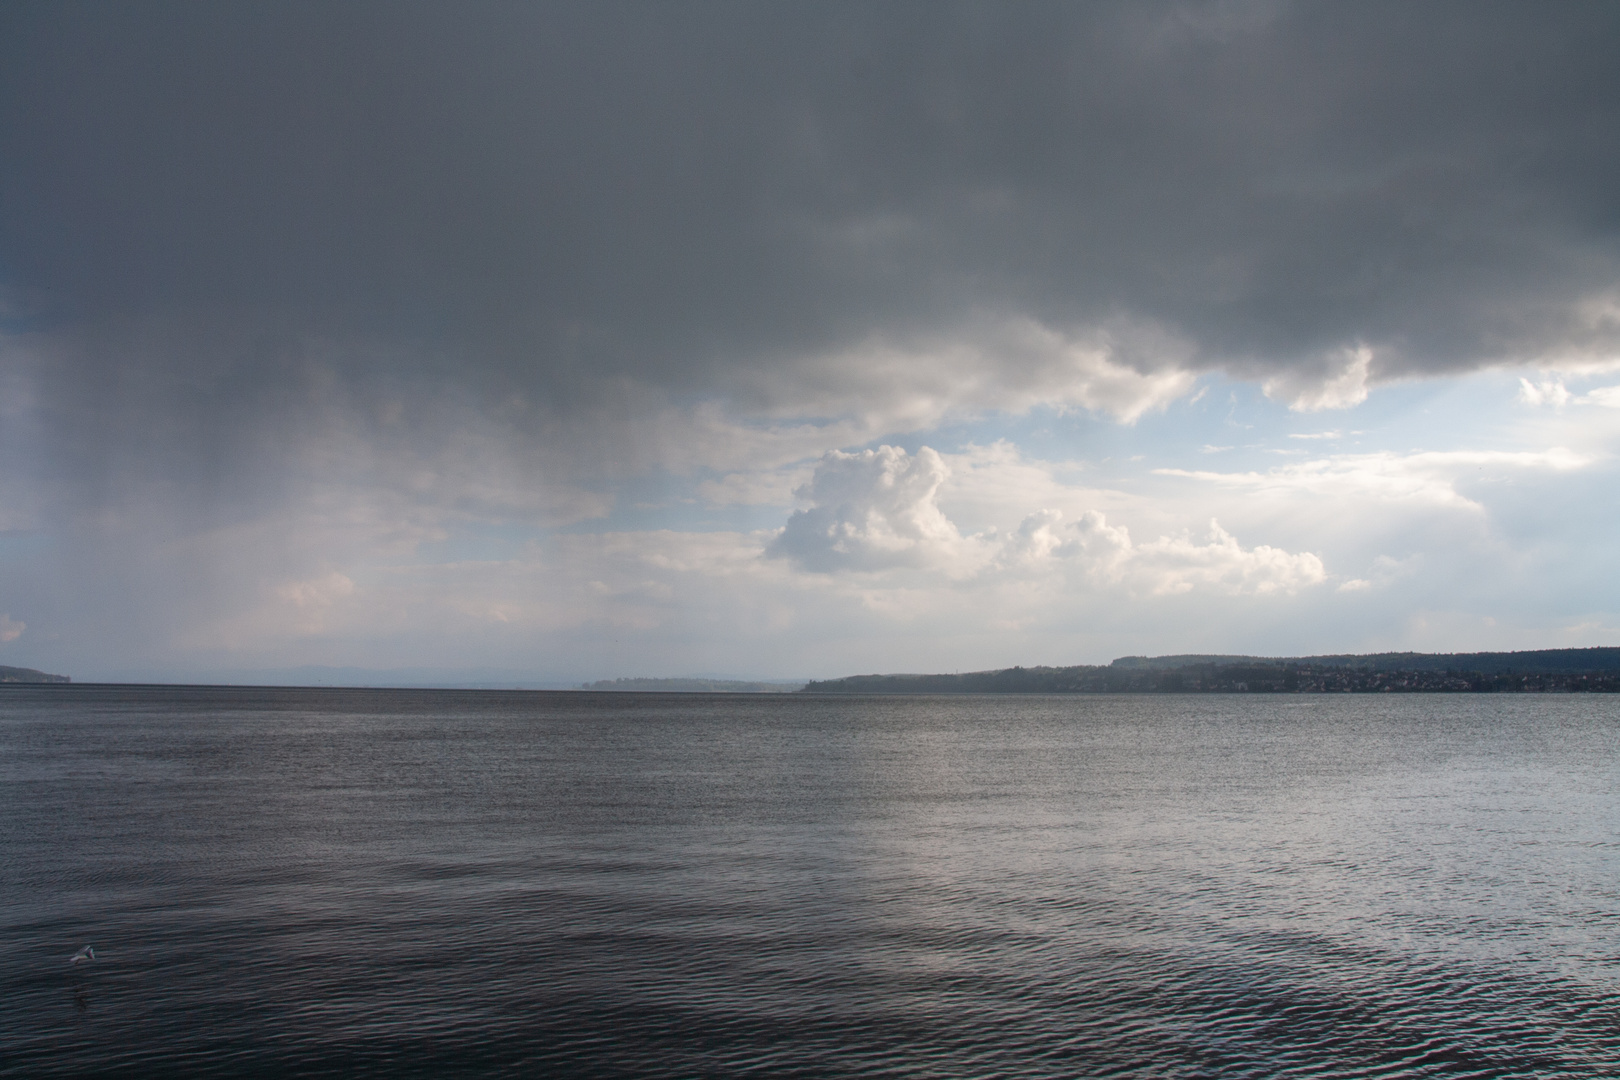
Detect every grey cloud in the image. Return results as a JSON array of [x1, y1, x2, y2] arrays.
[[6, 1, 1619, 388]]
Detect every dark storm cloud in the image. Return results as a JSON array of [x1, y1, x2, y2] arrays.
[[3, 0, 1619, 496], [7, 2, 1620, 357]]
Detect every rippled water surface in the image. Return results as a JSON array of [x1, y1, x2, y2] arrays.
[[4, 686, 1620, 1077]]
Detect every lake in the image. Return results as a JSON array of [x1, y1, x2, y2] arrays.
[[4, 686, 1618, 1077]]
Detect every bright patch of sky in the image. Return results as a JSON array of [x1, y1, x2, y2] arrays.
[[133, 362, 1608, 684]]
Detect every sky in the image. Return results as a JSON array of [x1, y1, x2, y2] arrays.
[[2, 1, 1619, 684]]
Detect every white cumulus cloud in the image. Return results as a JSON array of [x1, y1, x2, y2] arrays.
[[1005, 509, 1323, 596], [1130, 520, 1326, 595], [769, 446, 983, 574], [771, 445, 1325, 596]]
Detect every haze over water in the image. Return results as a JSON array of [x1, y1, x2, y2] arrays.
[[5, 686, 1619, 1077]]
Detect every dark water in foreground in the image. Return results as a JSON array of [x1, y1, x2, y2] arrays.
[[4, 687, 1620, 1077]]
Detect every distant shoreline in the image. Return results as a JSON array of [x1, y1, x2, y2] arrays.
[[13, 647, 1620, 694], [802, 648, 1620, 694]]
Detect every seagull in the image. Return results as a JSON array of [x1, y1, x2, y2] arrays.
[[69, 945, 94, 965]]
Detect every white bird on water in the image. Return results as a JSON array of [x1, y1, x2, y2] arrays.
[[69, 945, 94, 965]]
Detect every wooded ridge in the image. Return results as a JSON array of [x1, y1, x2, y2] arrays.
[[802, 648, 1620, 694]]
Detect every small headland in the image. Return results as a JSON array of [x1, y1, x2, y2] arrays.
[[0, 665, 70, 684]]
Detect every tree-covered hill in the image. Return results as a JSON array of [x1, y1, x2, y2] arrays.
[[803, 649, 1620, 694]]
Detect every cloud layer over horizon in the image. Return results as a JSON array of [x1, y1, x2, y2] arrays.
[[2, 1, 1619, 680]]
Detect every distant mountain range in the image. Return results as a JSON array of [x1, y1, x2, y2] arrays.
[[0, 665, 70, 684], [802, 648, 1620, 694]]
